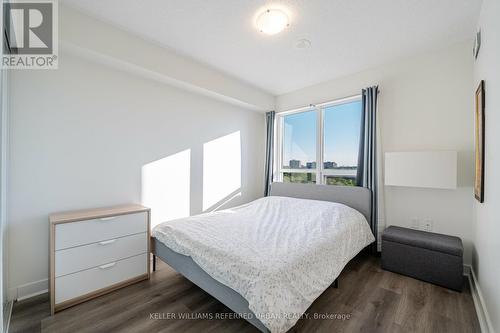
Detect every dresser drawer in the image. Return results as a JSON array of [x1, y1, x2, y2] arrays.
[[55, 253, 147, 304], [55, 232, 147, 277], [55, 212, 147, 250]]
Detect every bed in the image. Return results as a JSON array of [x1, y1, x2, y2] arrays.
[[151, 182, 375, 333]]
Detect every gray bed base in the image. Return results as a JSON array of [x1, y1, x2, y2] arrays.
[[154, 241, 269, 332], [153, 182, 372, 333]]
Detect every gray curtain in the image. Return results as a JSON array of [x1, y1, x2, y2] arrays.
[[264, 111, 275, 196], [356, 86, 379, 251]]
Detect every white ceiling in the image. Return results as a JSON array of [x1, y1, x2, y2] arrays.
[[62, 0, 481, 95]]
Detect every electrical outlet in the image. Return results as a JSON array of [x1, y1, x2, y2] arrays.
[[410, 218, 420, 230], [422, 219, 433, 232]]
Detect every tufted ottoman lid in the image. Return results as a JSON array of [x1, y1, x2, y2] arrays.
[[382, 226, 463, 257]]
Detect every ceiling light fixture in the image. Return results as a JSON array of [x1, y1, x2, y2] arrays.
[[256, 9, 289, 35]]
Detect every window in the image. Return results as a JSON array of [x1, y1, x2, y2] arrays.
[[282, 172, 316, 184], [281, 109, 316, 184], [276, 96, 362, 186]]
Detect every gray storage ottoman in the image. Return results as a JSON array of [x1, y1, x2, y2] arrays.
[[381, 226, 463, 291]]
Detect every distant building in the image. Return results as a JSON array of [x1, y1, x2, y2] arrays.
[[289, 159, 301, 168], [323, 161, 338, 169], [306, 162, 317, 169]]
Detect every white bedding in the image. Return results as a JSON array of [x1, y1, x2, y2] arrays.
[[153, 196, 375, 333]]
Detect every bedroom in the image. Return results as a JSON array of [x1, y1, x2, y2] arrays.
[[0, 0, 499, 332]]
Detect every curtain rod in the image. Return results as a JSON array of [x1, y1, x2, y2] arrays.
[[279, 88, 380, 114], [279, 94, 360, 115], [310, 93, 362, 108]]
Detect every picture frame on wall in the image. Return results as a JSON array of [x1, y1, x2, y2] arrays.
[[474, 80, 485, 203]]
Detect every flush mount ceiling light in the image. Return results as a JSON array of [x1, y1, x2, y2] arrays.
[[256, 9, 289, 35]]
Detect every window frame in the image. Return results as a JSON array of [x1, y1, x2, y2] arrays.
[[275, 94, 362, 185]]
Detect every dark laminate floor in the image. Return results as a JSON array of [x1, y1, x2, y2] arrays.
[[10, 254, 480, 333]]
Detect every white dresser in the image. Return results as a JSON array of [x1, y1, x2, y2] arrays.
[[49, 204, 150, 314]]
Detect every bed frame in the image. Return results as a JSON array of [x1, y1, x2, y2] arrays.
[[152, 183, 372, 333]]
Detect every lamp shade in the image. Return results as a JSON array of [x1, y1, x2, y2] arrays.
[[384, 151, 457, 189]]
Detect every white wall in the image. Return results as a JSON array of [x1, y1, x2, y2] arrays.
[[1, 0, 9, 328], [0, 69, 9, 332], [472, 0, 500, 331], [60, 5, 275, 112], [277, 41, 474, 263], [0, 67, 6, 333], [7, 52, 265, 299]]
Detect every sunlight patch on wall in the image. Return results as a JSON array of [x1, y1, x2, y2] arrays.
[[203, 131, 241, 211], [142, 149, 191, 228]]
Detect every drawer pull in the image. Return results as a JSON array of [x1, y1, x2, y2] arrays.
[[98, 239, 117, 246], [99, 216, 117, 221], [99, 262, 116, 270]]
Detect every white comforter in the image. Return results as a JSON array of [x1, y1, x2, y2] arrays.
[[153, 196, 375, 333]]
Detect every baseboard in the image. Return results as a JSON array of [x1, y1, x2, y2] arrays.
[[8, 278, 48, 301], [464, 264, 495, 333], [3, 300, 13, 333]]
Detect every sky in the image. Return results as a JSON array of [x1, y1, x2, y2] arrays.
[[283, 100, 362, 167]]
